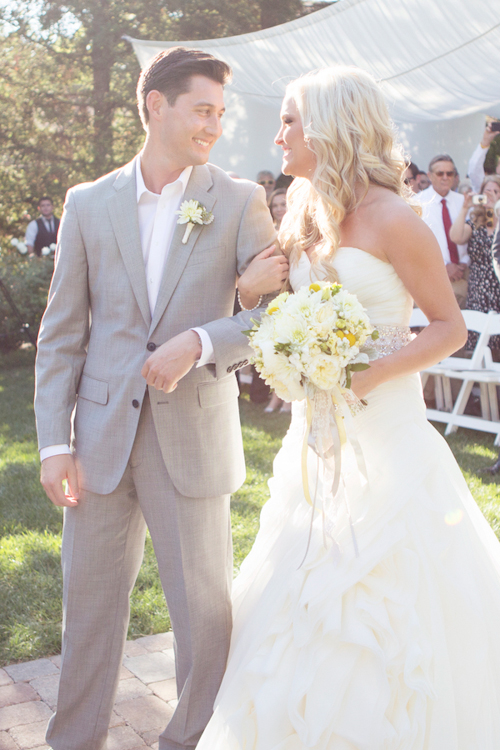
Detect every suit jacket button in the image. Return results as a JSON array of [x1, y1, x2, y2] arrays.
[[132, 399, 140, 408], [147, 342, 157, 352]]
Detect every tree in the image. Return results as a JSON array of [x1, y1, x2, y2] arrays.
[[0, 0, 334, 240]]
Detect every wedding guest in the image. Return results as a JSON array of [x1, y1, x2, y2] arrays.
[[450, 175, 500, 351], [482, 211, 500, 475], [419, 155, 468, 307], [468, 122, 500, 193], [275, 172, 294, 190], [416, 171, 430, 191], [268, 188, 287, 229], [25, 197, 60, 257], [256, 170, 276, 200], [404, 161, 419, 192], [457, 178, 473, 195]]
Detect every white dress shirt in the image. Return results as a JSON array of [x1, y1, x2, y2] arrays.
[[136, 157, 192, 314], [40, 156, 215, 462], [418, 186, 468, 265], [25, 216, 56, 246]]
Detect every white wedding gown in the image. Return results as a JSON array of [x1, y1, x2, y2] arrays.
[[198, 248, 500, 750]]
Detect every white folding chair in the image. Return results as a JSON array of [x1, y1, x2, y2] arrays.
[[414, 309, 494, 415], [439, 313, 500, 444]]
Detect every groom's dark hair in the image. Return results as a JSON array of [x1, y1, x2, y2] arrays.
[[137, 46, 232, 128]]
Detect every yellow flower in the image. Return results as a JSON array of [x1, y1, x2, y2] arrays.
[[267, 305, 279, 315], [309, 283, 321, 292], [345, 333, 356, 346], [336, 330, 345, 339]]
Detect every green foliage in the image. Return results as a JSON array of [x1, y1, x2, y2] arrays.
[[0, 248, 54, 352], [0, 1, 334, 245]]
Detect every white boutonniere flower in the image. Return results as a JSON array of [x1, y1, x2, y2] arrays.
[[176, 199, 214, 244]]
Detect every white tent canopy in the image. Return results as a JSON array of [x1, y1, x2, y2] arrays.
[[126, 0, 500, 180]]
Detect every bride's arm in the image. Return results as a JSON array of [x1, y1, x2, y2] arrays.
[[351, 205, 467, 399], [237, 244, 289, 309]]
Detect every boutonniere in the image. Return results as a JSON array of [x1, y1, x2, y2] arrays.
[[176, 199, 214, 244]]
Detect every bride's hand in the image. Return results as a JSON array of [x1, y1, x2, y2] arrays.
[[350, 365, 381, 400], [238, 245, 289, 308]]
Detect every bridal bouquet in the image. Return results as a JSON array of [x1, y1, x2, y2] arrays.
[[246, 281, 378, 404]]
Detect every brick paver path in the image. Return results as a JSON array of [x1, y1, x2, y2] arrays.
[[0, 632, 176, 750]]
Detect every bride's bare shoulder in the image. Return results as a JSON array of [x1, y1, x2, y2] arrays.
[[363, 187, 441, 264]]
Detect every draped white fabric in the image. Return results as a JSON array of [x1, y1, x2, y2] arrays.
[[125, 0, 500, 178], [126, 0, 500, 123]]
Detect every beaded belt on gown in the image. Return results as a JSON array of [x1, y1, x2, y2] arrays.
[[371, 324, 414, 357]]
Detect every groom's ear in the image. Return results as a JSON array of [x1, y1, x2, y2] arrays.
[[145, 89, 166, 123]]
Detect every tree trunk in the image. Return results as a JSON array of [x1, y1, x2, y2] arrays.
[[90, 2, 114, 178]]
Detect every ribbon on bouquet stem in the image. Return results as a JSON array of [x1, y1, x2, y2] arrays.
[[298, 383, 368, 569]]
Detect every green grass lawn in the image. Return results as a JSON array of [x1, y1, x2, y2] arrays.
[[1, 349, 499, 666]]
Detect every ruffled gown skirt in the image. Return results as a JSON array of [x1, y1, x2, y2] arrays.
[[197, 373, 500, 749]]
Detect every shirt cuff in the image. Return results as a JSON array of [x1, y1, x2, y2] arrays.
[[40, 444, 72, 462], [191, 327, 214, 367]]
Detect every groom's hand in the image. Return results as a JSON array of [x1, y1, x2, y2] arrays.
[[142, 330, 202, 393], [41, 454, 80, 507]]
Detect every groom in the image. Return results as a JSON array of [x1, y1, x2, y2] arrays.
[[34, 47, 276, 750]]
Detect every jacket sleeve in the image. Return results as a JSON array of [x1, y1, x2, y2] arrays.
[[34, 189, 90, 450], [200, 183, 278, 379], [468, 144, 487, 194]]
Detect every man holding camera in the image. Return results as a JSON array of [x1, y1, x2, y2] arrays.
[[468, 121, 500, 194], [418, 154, 469, 307]]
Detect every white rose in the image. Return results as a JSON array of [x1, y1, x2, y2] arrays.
[[41, 246, 50, 256], [305, 353, 341, 390]]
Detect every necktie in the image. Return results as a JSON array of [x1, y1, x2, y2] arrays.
[[441, 198, 459, 264]]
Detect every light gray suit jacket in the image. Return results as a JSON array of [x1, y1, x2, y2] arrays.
[[34, 159, 277, 497]]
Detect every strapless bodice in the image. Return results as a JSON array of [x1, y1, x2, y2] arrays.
[[289, 248, 413, 327]]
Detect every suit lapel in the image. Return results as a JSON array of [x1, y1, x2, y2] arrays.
[[149, 165, 216, 334], [106, 159, 151, 328]]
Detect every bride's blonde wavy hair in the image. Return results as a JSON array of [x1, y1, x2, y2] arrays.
[[278, 66, 419, 281]]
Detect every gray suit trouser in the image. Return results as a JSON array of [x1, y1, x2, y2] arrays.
[[46, 395, 233, 750]]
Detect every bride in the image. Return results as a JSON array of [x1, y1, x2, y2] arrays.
[[199, 66, 500, 749]]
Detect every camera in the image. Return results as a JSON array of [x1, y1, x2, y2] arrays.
[[490, 122, 500, 132], [472, 194, 487, 205]]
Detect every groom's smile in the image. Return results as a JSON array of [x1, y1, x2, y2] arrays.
[[150, 75, 226, 172]]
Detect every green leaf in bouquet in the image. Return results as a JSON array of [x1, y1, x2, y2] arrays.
[[349, 362, 371, 372], [275, 342, 292, 355], [371, 330, 380, 340]]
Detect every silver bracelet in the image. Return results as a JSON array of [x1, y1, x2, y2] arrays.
[[237, 288, 262, 312]]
